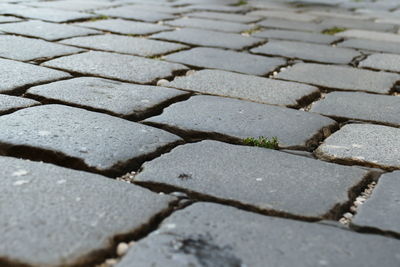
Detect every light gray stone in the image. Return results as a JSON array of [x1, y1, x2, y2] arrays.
[[0, 15, 21, 23], [163, 69, 319, 107], [253, 29, 340, 44], [27, 0, 114, 11], [0, 156, 175, 266], [337, 38, 400, 54], [247, 10, 318, 22], [165, 17, 252, 33], [257, 18, 325, 32], [42, 51, 188, 84], [181, 4, 249, 13], [0, 104, 182, 176], [315, 124, 400, 170], [359, 53, 400, 73], [336, 29, 400, 43], [188, 11, 261, 23], [95, 6, 176, 22], [117, 203, 400, 267], [164, 47, 286, 76], [320, 17, 396, 32], [0, 95, 39, 115], [276, 63, 400, 94], [144, 95, 336, 149], [135, 140, 371, 219]]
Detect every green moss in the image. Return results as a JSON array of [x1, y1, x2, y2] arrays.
[[233, 0, 247, 6], [241, 25, 263, 35], [243, 136, 279, 150], [89, 15, 109, 22], [322, 27, 347, 35]]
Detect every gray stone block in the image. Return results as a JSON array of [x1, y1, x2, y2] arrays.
[[257, 18, 325, 32], [26, 0, 114, 11], [359, 53, 400, 73], [247, 9, 317, 22], [0, 15, 21, 23], [0, 95, 39, 115], [338, 38, 400, 54], [95, 6, 176, 22], [165, 17, 251, 33], [320, 17, 396, 32], [188, 11, 261, 23], [254, 29, 340, 44], [336, 29, 400, 43]]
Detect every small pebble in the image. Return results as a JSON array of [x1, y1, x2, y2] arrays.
[[105, 258, 118, 266], [116, 242, 129, 256], [157, 79, 169, 86]]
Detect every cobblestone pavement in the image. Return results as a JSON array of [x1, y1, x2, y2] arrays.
[[0, 0, 399, 266]]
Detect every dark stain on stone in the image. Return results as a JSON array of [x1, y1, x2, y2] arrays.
[[178, 173, 192, 180]]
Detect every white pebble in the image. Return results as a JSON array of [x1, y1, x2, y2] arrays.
[[116, 242, 129, 256], [157, 79, 169, 86]]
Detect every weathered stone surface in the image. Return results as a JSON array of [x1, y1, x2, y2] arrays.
[[75, 19, 171, 35], [337, 38, 400, 54], [60, 34, 188, 57], [253, 29, 340, 44], [117, 203, 400, 267], [151, 28, 262, 50], [0, 156, 175, 267], [188, 11, 261, 23], [144, 95, 336, 149], [352, 171, 400, 235], [162, 69, 319, 107], [0, 20, 100, 41], [0, 104, 182, 175], [95, 6, 176, 22], [165, 17, 251, 33], [180, 4, 249, 13], [164, 47, 285, 76], [320, 17, 396, 32], [27, 0, 113, 11], [315, 124, 400, 170], [0, 58, 71, 94], [42, 51, 188, 84], [310, 92, 400, 127], [247, 10, 318, 22], [276, 63, 400, 94], [336, 29, 400, 43], [257, 18, 325, 32], [0, 35, 82, 61], [251, 40, 360, 64], [0, 95, 39, 115], [26, 77, 190, 120], [359, 53, 400, 73], [0, 15, 21, 23], [135, 140, 370, 219]]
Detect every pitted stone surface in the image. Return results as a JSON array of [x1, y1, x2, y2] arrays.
[[338, 39, 400, 54], [336, 29, 400, 43], [0, 20, 100, 41], [257, 18, 325, 32], [188, 11, 261, 23], [182, 4, 249, 13], [320, 18, 396, 32], [253, 29, 340, 44], [276, 63, 400, 94], [251, 40, 360, 64], [60, 34, 188, 57], [165, 17, 252, 33], [27, 0, 114, 11], [0, 104, 182, 175], [95, 6, 176, 22], [247, 10, 318, 22], [359, 53, 400, 73], [151, 28, 262, 50], [352, 171, 400, 235], [26, 77, 190, 120], [42, 51, 188, 84], [135, 140, 370, 219], [164, 47, 285, 76], [315, 124, 400, 170], [310, 92, 400, 127], [117, 203, 400, 267], [0, 156, 175, 267], [163, 69, 319, 107], [75, 19, 171, 35], [0, 95, 39, 115], [144, 95, 336, 149], [0, 35, 83, 61], [0, 15, 21, 23], [0, 58, 71, 94]]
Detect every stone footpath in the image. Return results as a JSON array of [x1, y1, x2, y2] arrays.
[[0, 0, 399, 266]]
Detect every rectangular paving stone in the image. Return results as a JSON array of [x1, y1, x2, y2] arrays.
[[27, 0, 115, 11], [253, 29, 340, 44], [257, 18, 326, 32], [315, 124, 400, 170], [165, 17, 252, 33], [336, 29, 400, 43], [60, 34, 188, 57], [0, 104, 182, 176], [26, 77, 191, 120], [42, 51, 188, 84], [117, 203, 400, 267], [0, 20, 101, 41], [359, 53, 400, 73], [0, 156, 175, 267], [310, 92, 400, 127], [188, 11, 261, 23], [276, 63, 400, 94], [0, 95, 39, 115], [95, 6, 176, 22], [251, 40, 361, 64], [320, 17, 396, 32], [181, 4, 250, 13], [135, 140, 371, 219], [0, 15, 21, 23], [247, 9, 318, 22], [164, 47, 286, 76], [75, 19, 171, 35], [352, 171, 400, 236], [161, 69, 319, 107], [337, 38, 400, 54], [144, 95, 336, 149]]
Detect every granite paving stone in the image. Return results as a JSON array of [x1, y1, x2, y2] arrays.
[[0, 156, 175, 266], [117, 203, 400, 267], [310, 92, 400, 127], [0, 35, 83, 61], [162, 69, 320, 107], [315, 123, 400, 170], [257, 18, 326, 32], [0, 20, 101, 41], [175, 0, 239, 4], [0, 15, 21, 23], [135, 140, 370, 219], [26, 77, 190, 120], [0, 58, 71, 94], [337, 38, 400, 54], [247, 10, 318, 22], [0, 104, 182, 176], [165, 17, 252, 33], [75, 19, 171, 35], [276, 63, 400, 94], [0, 95, 40, 115], [164, 47, 286, 76], [27, 0, 115, 11], [187, 11, 262, 23], [151, 28, 263, 50], [251, 40, 361, 64], [181, 4, 250, 13], [60, 34, 188, 57], [95, 6, 176, 22], [253, 29, 340, 44], [105, 4, 184, 14], [144, 95, 336, 149], [352, 171, 400, 236], [320, 17, 396, 32], [42, 51, 188, 84], [359, 53, 400, 73], [336, 29, 400, 43]]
